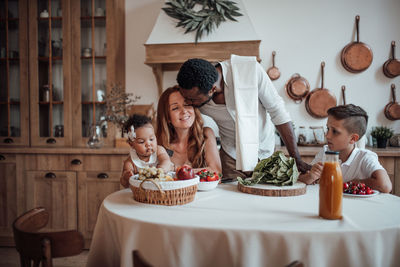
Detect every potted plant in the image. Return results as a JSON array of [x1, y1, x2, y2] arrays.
[[370, 126, 394, 148]]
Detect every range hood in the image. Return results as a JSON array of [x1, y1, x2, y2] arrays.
[[144, 0, 261, 95]]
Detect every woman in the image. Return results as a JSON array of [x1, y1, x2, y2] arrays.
[[156, 86, 222, 174]]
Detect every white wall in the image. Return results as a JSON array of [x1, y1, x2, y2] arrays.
[[126, 0, 400, 137]]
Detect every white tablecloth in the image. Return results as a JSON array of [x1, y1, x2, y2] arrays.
[[87, 184, 400, 267]]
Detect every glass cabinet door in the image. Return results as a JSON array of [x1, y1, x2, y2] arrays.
[[71, 0, 124, 147], [0, 0, 29, 146], [29, 0, 71, 146]]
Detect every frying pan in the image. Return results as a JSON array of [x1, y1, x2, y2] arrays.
[[384, 84, 400, 121], [305, 62, 337, 118], [383, 41, 400, 78], [285, 74, 310, 103], [267, 51, 280, 81], [341, 15, 373, 73]]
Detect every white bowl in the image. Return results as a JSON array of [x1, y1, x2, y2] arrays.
[[197, 179, 219, 191]]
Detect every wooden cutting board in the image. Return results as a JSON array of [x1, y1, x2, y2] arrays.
[[237, 182, 306, 196]]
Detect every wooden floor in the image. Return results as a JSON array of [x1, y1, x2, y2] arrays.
[[0, 247, 89, 267]]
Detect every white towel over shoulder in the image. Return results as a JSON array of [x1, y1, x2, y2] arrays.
[[231, 54, 259, 171]]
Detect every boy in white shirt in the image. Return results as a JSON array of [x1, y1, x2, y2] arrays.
[[299, 104, 392, 193]]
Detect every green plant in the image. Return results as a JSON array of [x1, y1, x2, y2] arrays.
[[162, 0, 242, 43], [370, 126, 394, 140]]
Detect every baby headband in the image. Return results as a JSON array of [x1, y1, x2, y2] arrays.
[[128, 125, 136, 141]]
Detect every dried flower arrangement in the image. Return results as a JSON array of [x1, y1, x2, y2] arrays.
[[99, 84, 140, 137]]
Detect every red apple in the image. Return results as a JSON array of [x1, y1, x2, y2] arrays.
[[176, 165, 195, 180]]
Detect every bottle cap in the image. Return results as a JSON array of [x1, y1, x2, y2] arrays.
[[325, 151, 339, 155]]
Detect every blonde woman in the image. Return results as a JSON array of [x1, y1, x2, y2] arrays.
[[156, 86, 221, 174]]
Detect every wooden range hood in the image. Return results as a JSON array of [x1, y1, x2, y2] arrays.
[[144, 1, 260, 96], [145, 40, 261, 96]]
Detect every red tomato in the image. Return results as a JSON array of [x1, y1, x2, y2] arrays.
[[366, 189, 373, 195]]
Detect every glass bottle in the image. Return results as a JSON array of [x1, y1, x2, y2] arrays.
[[298, 126, 307, 145], [87, 124, 103, 149], [319, 151, 343, 220]]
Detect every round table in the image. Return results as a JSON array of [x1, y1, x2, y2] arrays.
[[87, 183, 400, 267]]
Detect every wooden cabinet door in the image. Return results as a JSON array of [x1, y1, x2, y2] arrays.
[[25, 170, 77, 230], [0, 154, 17, 244], [28, 0, 72, 147], [0, 0, 30, 146], [70, 0, 125, 147], [78, 171, 121, 247]]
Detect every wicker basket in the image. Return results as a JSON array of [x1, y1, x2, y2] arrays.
[[129, 178, 198, 206]]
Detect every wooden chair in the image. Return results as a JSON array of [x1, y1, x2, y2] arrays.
[[132, 250, 153, 267], [12, 207, 84, 267], [286, 260, 304, 267]]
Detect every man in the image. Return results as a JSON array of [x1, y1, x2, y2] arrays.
[[177, 56, 311, 181]]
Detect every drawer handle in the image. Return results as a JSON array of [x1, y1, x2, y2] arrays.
[[97, 173, 109, 179], [0, 155, 5, 161], [46, 138, 56, 144], [4, 138, 13, 144], [45, 172, 56, 179], [71, 159, 82, 165]]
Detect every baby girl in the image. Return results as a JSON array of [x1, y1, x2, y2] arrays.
[[120, 114, 173, 188]]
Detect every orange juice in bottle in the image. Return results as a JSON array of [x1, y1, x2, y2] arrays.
[[319, 151, 343, 220]]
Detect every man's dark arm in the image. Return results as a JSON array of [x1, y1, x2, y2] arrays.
[[275, 122, 311, 173]]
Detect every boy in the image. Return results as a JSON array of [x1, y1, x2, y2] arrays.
[[299, 104, 392, 193]]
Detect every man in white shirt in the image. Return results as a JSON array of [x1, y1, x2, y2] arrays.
[[177, 57, 311, 181]]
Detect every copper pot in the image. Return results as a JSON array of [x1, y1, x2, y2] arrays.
[[285, 74, 310, 103]]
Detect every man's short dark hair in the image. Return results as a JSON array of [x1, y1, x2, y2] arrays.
[[123, 114, 152, 133], [177, 58, 218, 94], [327, 104, 368, 138]]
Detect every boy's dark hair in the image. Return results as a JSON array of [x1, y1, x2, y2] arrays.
[[177, 58, 218, 94], [327, 104, 368, 138], [123, 114, 152, 133]]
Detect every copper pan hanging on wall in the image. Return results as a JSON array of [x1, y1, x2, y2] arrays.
[[285, 74, 310, 103], [383, 41, 400, 78], [266, 51, 281, 81], [384, 84, 400, 120], [341, 15, 373, 73], [305, 62, 337, 118]]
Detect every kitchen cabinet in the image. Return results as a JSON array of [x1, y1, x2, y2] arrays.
[[0, 0, 29, 146], [0, 148, 127, 247], [0, 0, 125, 147], [0, 0, 125, 247], [0, 153, 18, 246]]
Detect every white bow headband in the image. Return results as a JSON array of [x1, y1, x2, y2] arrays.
[[128, 125, 136, 141]]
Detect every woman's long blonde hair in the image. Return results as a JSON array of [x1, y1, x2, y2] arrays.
[[156, 86, 206, 168]]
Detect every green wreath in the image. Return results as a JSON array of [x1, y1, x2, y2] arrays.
[[162, 0, 242, 43]]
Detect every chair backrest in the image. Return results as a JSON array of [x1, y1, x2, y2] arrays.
[[132, 250, 153, 267], [13, 207, 84, 267]]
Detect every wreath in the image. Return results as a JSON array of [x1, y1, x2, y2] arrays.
[[162, 0, 242, 43]]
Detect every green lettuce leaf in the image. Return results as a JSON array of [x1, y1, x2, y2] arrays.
[[238, 151, 299, 186]]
